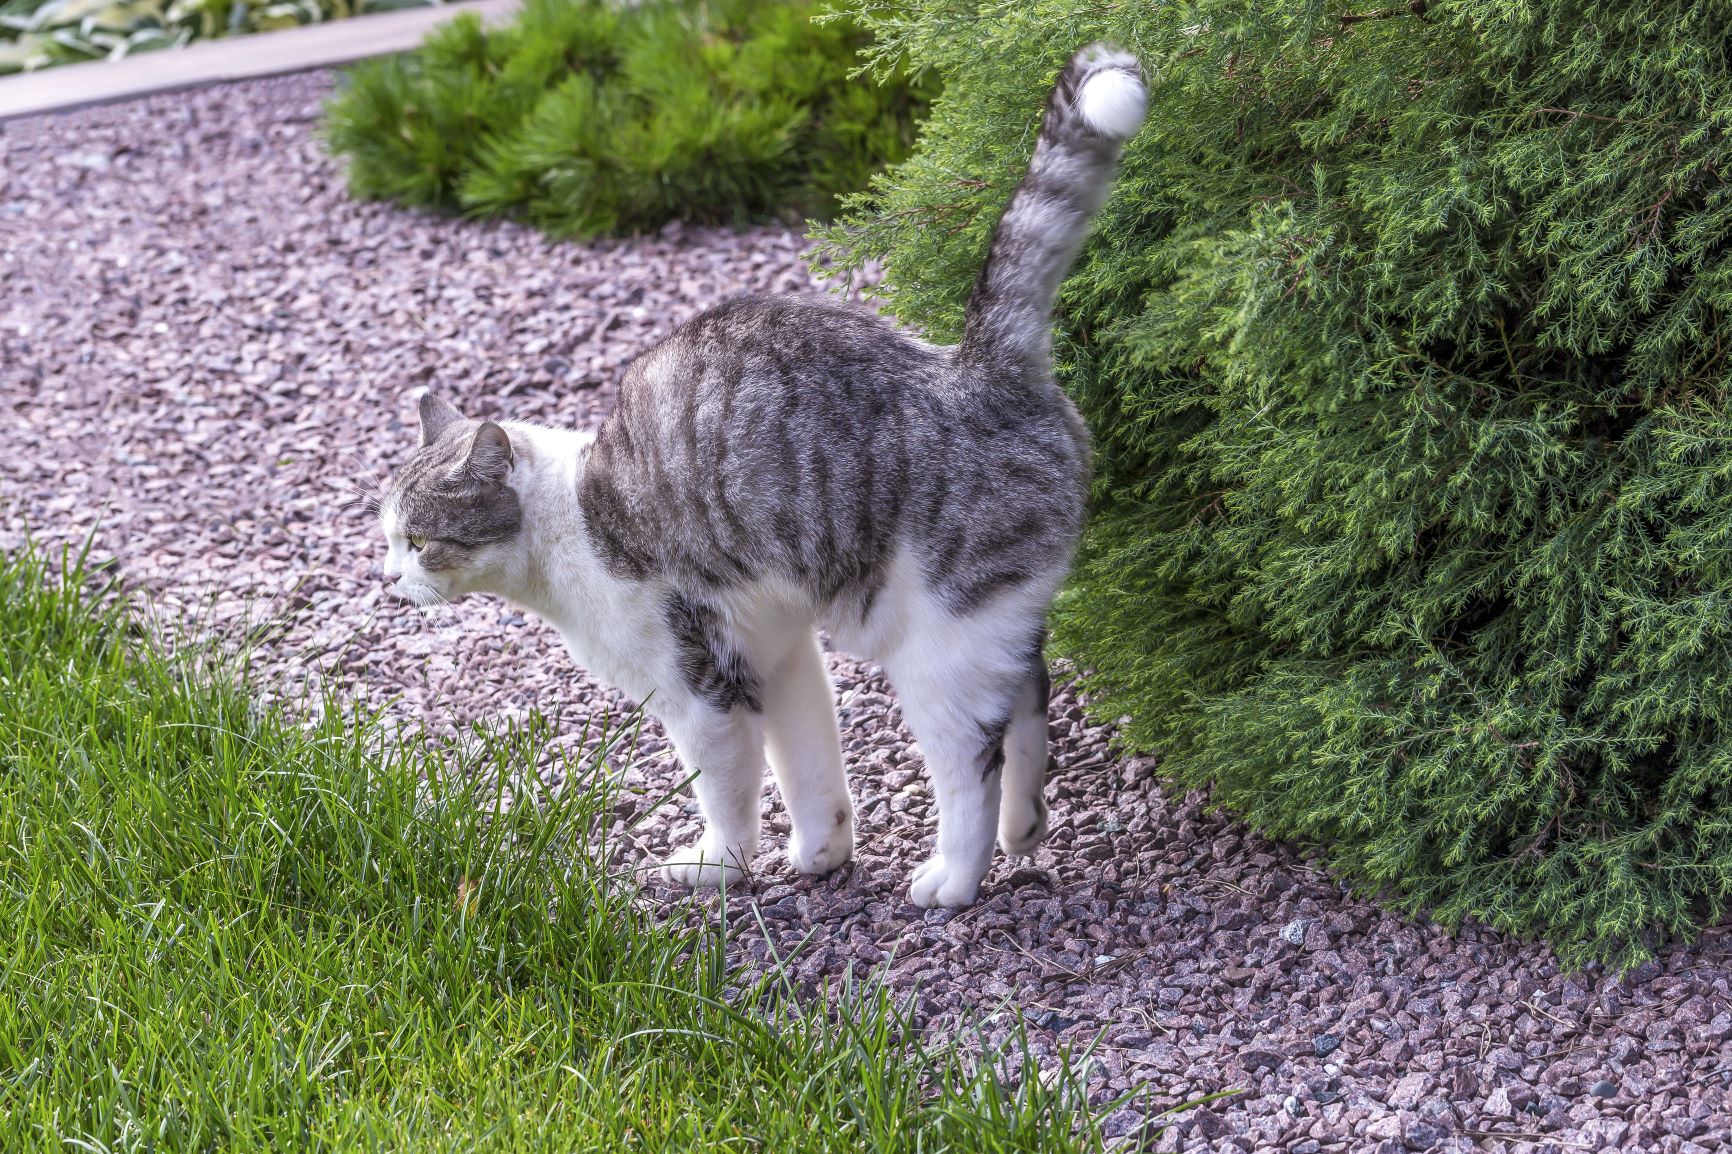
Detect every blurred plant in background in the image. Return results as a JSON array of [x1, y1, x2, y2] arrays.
[[0, 0, 438, 74], [323, 0, 933, 237]]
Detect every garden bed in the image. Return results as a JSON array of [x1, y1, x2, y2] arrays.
[[1, 73, 1728, 1153], [0, 0, 443, 74]]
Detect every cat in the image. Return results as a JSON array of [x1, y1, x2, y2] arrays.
[[377, 44, 1146, 907]]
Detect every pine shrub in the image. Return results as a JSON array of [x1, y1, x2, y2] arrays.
[[819, 0, 1732, 967], [323, 0, 932, 237]]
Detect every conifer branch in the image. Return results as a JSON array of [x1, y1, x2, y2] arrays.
[[1544, 106, 1635, 126], [1338, 1, 1427, 28]]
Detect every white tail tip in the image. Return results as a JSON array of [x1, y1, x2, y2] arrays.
[[1075, 47, 1147, 140]]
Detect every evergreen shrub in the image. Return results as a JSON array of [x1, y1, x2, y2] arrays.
[[820, 0, 1732, 967], [323, 0, 932, 237]]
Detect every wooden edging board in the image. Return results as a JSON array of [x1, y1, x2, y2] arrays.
[[0, 0, 519, 124]]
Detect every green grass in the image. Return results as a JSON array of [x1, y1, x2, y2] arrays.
[[0, 544, 1131, 1152]]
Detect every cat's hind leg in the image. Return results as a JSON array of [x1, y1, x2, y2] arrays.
[[997, 643, 1052, 857], [657, 703, 765, 888], [885, 649, 1025, 908], [761, 630, 854, 875]]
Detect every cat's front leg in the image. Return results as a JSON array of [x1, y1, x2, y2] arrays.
[[762, 632, 854, 875], [657, 703, 766, 888]]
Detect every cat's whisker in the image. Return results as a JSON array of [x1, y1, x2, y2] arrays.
[[341, 452, 388, 490], [337, 491, 385, 518], [340, 449, 378, 476], [340, 476, 382, 497], [389, 601, 445, 633], [336, 453, 390, 520], [332, 476, 380, 495], [420, 599, 455, 624], [395, 588, 461, 631]]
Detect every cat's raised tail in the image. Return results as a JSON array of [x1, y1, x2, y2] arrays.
[[959, 44, 1146, 372]]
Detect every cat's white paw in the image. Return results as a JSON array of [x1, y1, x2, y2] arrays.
[[788, 803, 854, 875], [907, 854, 984, 908], [661, 838, 751, 889], [997, 796, 1049, 857], [788, 829, 853, 875]]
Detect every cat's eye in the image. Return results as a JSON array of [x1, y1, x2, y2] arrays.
[[407, 535, 428, 551]]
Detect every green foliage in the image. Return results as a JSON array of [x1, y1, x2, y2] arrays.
[[820, 0, 1732, 968], [323, 0, 933, 238], [0, 542, 1132, 1151], [0, 0, 432, 75]]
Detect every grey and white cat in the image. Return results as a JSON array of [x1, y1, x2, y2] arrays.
[[377, 45, 1146, 907]]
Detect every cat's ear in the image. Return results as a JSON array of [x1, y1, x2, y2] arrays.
[[418, 393, 464, 447], [463, 421, 514, 484]]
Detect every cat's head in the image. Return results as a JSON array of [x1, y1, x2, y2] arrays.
[[378, 394, 524, 606]]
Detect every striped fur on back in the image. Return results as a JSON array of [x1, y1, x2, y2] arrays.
[[575, 46, 1146, 619]]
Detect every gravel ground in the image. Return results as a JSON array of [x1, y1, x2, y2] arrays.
[[4, 73, 1731, 1154]]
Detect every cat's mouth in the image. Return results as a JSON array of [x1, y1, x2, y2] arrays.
[[394, 581, 447, 608]]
